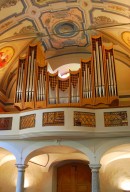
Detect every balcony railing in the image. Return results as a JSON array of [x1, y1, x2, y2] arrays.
[[0, 107, 129, 139]]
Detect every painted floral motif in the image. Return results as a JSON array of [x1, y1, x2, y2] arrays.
[[14, 25, 36, 35], [0, 0, 19, 10], [93, 16, 117, 25], [0, 47, 14, 68], [108, 4, 126, 12], [35, 0, 76, 5], [36, 0, 58, 4]]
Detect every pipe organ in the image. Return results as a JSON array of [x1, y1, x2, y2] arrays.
[[15, 36, 119, 110]]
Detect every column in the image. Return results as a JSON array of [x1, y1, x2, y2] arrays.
[[89, 164, 101, 192], [16, 164, 28, 192]]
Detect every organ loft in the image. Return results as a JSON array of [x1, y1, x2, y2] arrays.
[[14, 35, 119, 110]]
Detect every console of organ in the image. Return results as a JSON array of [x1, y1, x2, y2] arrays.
[[14, 36, 119, 110]]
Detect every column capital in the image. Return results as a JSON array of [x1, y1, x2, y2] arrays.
[[16, 164, 28, 172], [89, 164, 101, 172]]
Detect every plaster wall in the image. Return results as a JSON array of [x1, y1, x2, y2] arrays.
[[100, 158, 130, 192]]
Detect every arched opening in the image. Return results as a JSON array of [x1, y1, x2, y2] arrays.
[[24, 143, 91, 192], [0, 147, 16, 191], [100, 143, 130, 192]]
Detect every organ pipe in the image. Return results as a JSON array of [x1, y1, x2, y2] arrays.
[[36, 66, 47, 102], [15, 58, 25, 103]]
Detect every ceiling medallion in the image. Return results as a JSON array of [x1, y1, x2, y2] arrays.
[[54, 21, 78, 38]]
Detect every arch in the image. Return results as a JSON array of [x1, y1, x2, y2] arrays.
[[94, 138, 130, 163], [21, 140, 94, 164], [0, 141, 20, 162], [48, 152, 89, 172], [0, 155, 16, 166]]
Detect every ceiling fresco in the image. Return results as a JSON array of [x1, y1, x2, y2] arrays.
[[0, 0, 130, 52], [40, 7, 88, 49], [0, 0, 130, 109]]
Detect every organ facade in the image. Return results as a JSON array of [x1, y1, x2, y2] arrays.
[[15, 35, 119, 110]]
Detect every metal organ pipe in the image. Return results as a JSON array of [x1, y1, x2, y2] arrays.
[[30, 49, 35, 102], [82, 62, 92, 99], [37, 78, 40, 101], [32, 58, 36, 101], [41, 71, 43, 101], [93, 50, 98, 97], [96, 41, 101, 87], [99, 45, 105, 96], [85, 65, 89, 98], [20, 62, 24, 101], [49, 81, 51, 104], [106, 57, 111, 96], [40, 73, 42, 101], [43, 74, 45, 97], [89, 67, 92, 98], [26, 55, 31, 102], [77, 77, 79, 102], [71, 83, 74, 103], [42, 73, 44, 100], [41, 70, 43, 100], [29, 52, 33, 102], [16, 60, 24, 103], [37, 68, 46, 101], [108, 52, 114, 96], [87, 66, 91, 98], [56, 83, 58, 104], [16, 66, 21, 102], [111, 55, 117, 96], [25, 47, 36, 103], [83, 70, 86, 98], [16, 70, 19, 102], [18, 62, 23, 101]]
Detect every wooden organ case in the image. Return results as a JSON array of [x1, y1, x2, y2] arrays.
[[14, 36, 119, 110], [81, 36, 118, 106]]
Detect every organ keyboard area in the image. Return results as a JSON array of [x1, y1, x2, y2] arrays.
[[15, 36, 119, 110]]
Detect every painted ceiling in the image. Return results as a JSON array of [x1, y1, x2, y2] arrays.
[[0, 0, 130, 110]]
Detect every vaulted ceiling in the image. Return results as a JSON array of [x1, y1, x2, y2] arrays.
[[0, 0, 130, 110]]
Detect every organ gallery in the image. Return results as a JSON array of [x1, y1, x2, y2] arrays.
[[15, 35, 119, 110]]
